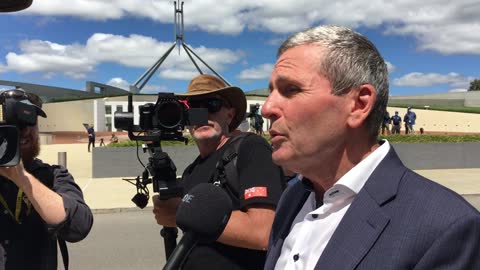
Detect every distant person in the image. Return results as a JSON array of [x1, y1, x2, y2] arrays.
[[99, 138, 105, 147], [109, 133, 119, 144], [391, 111, 402, 134], [381, 110, 391, 135], [249, 103, 264, 135], [254, 113, 265, 136], [404, 107, 417, 134], [262, 25, 480, 269], [87, 125, 95, 152]]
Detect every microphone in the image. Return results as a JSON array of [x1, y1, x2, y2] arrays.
[[163, 183, 232, 270]]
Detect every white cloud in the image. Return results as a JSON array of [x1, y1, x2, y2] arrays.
[[4, 40, 94, 79], [106, 77, 172, 94], [107, 77, 130, 90], [386, 61, 396, 73], [0, 33, 241, 79], [266, 38, 285, 47], [159, 69, 200, 80], [393, 72, 473, 89], [448, 88, 468, 93], [237, 63, 274, 80], [19, 0, 480, 55]]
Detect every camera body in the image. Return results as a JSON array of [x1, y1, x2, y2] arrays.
[[115, 93, 207, 142], [0, 98, 39, 166]]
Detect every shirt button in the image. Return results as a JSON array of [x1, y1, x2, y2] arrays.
[[312, 214, 318, 219], [293, 254, 300, 261]]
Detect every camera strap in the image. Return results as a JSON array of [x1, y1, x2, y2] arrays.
[[0, 188, 31, 224]]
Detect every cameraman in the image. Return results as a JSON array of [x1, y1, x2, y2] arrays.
[[0, 89, 93, 270], [153, 74, 285, 270]]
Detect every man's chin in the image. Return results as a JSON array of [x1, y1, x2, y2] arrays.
[[272, 149, 292, 166]]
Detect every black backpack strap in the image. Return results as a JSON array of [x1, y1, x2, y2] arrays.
[[210, 133, 253, 204]]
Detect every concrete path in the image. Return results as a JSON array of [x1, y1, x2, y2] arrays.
[[37, 144, 480, 211]]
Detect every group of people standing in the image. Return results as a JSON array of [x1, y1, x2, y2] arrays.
[[381, 107, 418, 135]]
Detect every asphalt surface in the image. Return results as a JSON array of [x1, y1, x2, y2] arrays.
[[58, 210, 170, 270]]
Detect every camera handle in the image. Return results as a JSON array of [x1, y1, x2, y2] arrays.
[[146, 142, 183, 260]]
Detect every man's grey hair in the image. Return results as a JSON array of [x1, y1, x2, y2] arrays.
[[278, 25, 389, 137]]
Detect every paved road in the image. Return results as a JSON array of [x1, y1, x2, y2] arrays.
[[60, 209, 173, 270]]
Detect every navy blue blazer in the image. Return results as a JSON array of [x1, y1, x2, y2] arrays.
[[265, 147, 480, 269]]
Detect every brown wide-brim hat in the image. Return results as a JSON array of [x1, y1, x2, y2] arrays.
[[178, 74, 246, 132]]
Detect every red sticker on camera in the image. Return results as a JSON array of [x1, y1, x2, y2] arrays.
[[244, 187, 267, 199]]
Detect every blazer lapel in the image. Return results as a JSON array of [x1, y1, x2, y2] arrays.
[[315, 191, 390, 269], [315, 147, 406, 269], [265, 181, 311, 270]]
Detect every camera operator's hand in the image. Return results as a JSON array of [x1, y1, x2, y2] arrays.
[[0, 162, 67, 225], [0, 161, 30, 187], [152, 194, 181, 227]]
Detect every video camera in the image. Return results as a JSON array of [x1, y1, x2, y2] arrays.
[[113, 92, 207, 207], [0, 90, 44, 166], [115, 92, 207, 142]]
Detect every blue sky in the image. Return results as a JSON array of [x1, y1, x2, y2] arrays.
[[0, 0, 479, 96]]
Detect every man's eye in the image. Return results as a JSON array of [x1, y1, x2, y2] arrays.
[[281, 85, 300, 96]]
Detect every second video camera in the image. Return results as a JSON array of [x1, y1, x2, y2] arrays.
[[0, 89, 46, 166]]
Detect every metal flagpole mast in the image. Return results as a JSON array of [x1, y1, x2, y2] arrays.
[[130, 1, 233, 93]]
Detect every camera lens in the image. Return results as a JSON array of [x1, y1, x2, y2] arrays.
[[155, 100, 183, 129]]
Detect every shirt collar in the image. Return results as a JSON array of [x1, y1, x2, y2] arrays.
[[300, 140, 391, 196], [335, 140, 390, 195]]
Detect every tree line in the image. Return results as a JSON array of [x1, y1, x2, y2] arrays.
[[469, 79, 480, 91]]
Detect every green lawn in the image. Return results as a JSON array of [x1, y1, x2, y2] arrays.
[[388, 104, 480, 114], [380, 134, 480, 143], [108, 133, 480, 147]]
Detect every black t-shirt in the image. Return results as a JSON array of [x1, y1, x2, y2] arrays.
[[180, 134, 284, 270]]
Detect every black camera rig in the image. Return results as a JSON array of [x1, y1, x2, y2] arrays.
[[114, 92, 207, 259], [114, 92, 207, 205]]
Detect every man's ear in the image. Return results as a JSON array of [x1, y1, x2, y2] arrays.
[[346, 84, 377, 129]]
